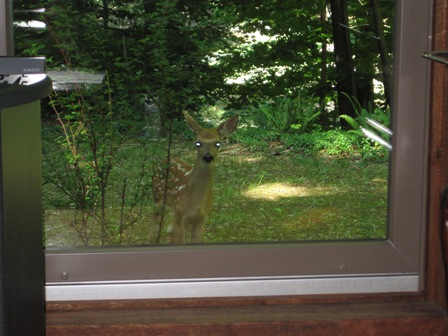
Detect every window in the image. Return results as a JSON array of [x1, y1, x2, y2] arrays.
[[44, 0, 431, 301]]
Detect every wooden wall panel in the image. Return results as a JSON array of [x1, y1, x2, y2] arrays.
[[425, 0, 448, 309]]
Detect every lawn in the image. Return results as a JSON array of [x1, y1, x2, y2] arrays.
[[43, 138, 389, 247]]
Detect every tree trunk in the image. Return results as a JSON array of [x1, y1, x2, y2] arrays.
[[102, 0, 109, 29], [318, 2, 331, 127], [370, 0, 392, 108], [329, 0, 358, 128], [321, 4, 328, 87]]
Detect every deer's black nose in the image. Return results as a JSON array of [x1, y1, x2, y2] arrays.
[[202, 153, 214, 164]]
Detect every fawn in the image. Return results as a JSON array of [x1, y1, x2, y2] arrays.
[[152, 112, 239, 244]]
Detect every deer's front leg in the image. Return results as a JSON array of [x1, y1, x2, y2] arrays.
[[170, 213, 185, 244], [191, 214, 207, 243]]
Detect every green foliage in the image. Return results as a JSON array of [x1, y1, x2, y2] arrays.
[[231, 92, 388, 160], [42, 82, 153, 245], [338, 94, 391, 152], [280, 128, 388, 161], [233, 94, 321, 143], [256, 97, 297, 137], [16, 0, 394, 126]]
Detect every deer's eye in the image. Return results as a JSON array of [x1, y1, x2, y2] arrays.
[[215, 142, 221, 148], [195, 141, 202, 147]]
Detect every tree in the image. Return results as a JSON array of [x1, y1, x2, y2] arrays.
[[370, 0, 392, 107], [329, 0, 357, 126], [15, 0, 394, 130], [137, 0, 235, 133]]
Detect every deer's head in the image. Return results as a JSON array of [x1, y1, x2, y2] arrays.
[[184, 112, 239, 166]]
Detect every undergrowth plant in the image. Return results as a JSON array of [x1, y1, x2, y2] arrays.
[[43, 79, 152, 246], [339, 94, 391, 132], [253, 94, 321, 139]]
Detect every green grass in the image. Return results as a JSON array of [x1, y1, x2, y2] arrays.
[[43, 134, 389, 247], [208, 146, 388, 242]]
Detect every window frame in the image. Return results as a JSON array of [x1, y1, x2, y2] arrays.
[[45, 0, 432, 301]]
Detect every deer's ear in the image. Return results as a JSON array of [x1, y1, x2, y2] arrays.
[[184, 112, 203, 134], [218, 115, 239, 137]]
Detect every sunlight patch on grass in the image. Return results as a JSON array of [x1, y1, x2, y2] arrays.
[[237, 156, 264, 163], [243, 182, 332, 201]]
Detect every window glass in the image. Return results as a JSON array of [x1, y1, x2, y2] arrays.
[[14, 0, 395, 247]]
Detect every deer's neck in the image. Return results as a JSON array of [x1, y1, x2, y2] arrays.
[[186, 158, 216, 208]]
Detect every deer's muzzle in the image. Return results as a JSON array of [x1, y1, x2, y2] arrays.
[[202, 153, 214, 164]]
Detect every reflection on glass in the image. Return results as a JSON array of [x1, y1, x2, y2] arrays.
[[14, 1, 393, 247]]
